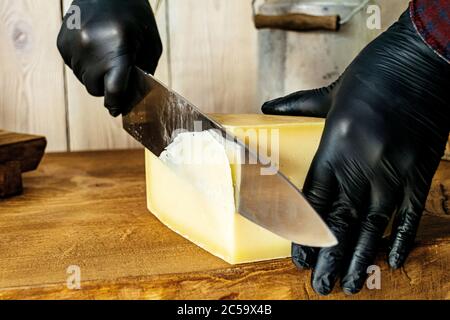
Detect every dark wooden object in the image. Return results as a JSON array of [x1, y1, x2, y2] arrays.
[[0, 130, 47, 197]]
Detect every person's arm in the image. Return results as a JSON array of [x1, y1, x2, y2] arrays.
[[263, 8, 449, 295], [57, 0, 162, 116]]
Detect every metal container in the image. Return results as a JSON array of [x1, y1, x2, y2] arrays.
[[257, 0, 410, 105]]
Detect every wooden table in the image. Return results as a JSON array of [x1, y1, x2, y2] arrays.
[[0, 150, 448, 300]]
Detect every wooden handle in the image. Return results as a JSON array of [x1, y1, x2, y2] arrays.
[[254, 13, 340, 32]]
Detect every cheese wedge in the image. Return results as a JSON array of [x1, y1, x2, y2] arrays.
[[145, 114, 325, 264]]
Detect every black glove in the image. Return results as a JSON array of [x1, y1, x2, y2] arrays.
[[57, 0, 162, 116], [263, 10, 449, 295]]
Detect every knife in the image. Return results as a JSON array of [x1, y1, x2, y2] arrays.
[[123, 68, 337, 248]]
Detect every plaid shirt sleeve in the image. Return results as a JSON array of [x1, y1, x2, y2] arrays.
[[410, 0, 450, 63]]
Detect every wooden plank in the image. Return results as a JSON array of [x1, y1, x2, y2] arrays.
[[168, 0, 258, 114], [63, 0, 170, 151], [0, 0, 68, 152], [0, 150, 448, 299], [149, 0, 170, 86], [1, 240, 448, 300]]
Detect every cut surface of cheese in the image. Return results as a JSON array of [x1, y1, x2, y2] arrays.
[[210, 114, 325, 188], [145, 114, 325, 264]]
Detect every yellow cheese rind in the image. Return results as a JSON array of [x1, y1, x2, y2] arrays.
[[146, 114, 325, 264]]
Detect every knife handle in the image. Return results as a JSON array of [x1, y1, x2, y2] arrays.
[[254, 13, 340, 32]]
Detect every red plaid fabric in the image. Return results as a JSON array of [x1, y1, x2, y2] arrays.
[[410, 0, 450, 63]]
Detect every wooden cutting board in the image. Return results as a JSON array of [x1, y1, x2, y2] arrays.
[[0, 150, 448, 300]]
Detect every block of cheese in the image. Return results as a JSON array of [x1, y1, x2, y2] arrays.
[[145, 114, 325, 264]]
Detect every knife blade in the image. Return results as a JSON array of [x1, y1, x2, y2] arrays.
[[123, 68, 337, 247]]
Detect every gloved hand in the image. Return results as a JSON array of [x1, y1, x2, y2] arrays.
[[57, 0, 162, 116], [263, 10, 449, 295]]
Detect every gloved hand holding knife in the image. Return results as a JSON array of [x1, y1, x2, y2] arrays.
[[57, 0, 162, 117]]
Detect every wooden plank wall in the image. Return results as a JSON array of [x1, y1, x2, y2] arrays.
[[0, 0, 445, 152], [168, 0, 258, 115], [0, 0, 67, 152]]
